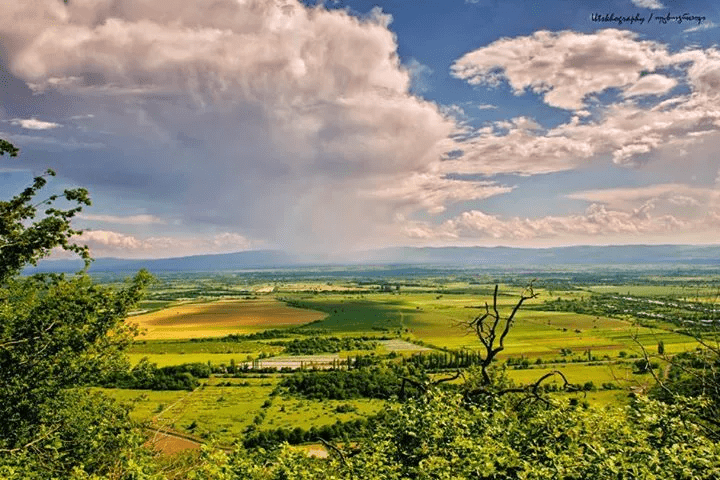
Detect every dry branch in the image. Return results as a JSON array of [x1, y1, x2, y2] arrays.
[[460, 283, 538, 385]]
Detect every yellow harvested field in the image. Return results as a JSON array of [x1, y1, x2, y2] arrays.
[[128, 298, 326, 340]]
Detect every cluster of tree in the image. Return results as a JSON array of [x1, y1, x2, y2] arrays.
[[99, 359, 211, 391], [345, 353, 383, 369], [278, 364, 425, 400], [220, 327, 328, 341], [276, 298, 322, 311], [272, 336, 379, 355], [243, 417, 377, 449], [632, 358, 660, 374], [147, 288, 247, 301], [223, 365, 296, 374], [505, 356, 537, 369], [505, 354, 613, 369], [404, 349, 499, 370], [533, 295, 621, 316]]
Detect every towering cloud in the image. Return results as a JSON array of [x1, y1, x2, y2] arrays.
[[1, 0, 472, 253], [2, 3, 720, 254]]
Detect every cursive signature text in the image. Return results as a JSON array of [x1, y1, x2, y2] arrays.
[[591, 12, 706, 26]]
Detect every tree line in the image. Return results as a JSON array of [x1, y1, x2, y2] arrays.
[[243, 417, 378, 449], [99, 360, 212, 391], [271, 336, 380, 355], [278, 364, 426, 400]]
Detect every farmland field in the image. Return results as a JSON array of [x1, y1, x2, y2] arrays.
[[94, 266, 716, 455], [129, 298, 327, 340], [102, 376, 387, 446]]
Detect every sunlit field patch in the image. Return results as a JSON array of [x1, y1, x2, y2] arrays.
[[506, 363, 636, 387], [129, 298, 326, 340], [405, 303, 698, 357]]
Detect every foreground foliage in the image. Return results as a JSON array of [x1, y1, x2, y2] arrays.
[[187, 387, 720, 480], [650, 346, 720, 440], [0, 141, 156, 478]]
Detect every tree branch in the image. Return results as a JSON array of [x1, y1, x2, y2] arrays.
[[460, 282, 538, 385], [0, 427, 59, 453], [317, 438, 348, 467]]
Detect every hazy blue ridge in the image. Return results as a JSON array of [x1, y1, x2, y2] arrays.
[[23, 245, 720, 274]]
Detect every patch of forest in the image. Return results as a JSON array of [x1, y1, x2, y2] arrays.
[[271, 336, 380, 355], [277, 364, 426, 400]]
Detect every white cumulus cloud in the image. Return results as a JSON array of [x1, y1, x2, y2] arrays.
[[79, 214, 166, 225], [451, 29, 673, 110], [363, 173, 513, 214], [10, 118, 61, 130], [0, 0, 456, 254], [75, 230, 255, 258], [77, 230, 147, 250], [401, 204, 685, 243], [631, 0, 665, 10], [445, 29, 720, 175], [622, 74, 677, 97]]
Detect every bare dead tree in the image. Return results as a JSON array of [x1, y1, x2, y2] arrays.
[[399, 283, 580, 408], [462, 283, 539, 386]]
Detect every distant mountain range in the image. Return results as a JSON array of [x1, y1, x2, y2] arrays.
[[25, 250, 298, 274], [23, 245, 720, 274], [357, 245, 720, 266]]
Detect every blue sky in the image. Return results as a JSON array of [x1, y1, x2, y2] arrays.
[[2, 0, 720, 258]]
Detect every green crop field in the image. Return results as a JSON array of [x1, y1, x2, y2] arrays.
[[101, 377, 279, 443], [284, 295, 409, 333], [506, 363, 637, 387], [100, 388, 189, 423]]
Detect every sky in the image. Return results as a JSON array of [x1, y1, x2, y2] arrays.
[[2, 0, 720, 259]]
